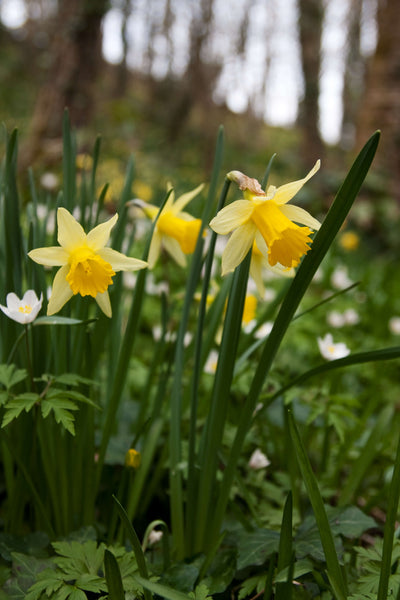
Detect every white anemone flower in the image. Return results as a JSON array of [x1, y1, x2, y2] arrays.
[[249, 449, 271, 470], [317, 333, 350, 361], [0, 290, 43, 324]]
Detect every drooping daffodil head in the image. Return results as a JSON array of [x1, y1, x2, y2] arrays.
[[135, 183, 204, 268], [209, 161, 321, 276], [0, 290, 43, 324], [28, 208, 148, 318]]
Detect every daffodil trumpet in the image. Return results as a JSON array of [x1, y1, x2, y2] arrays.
[[210, 161, 321, 276], [28, 208, 148, 317], [134, 183, 204, 268]]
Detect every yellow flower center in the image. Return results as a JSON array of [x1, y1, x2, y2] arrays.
[[66, 245, 115, 298], [251, 201, 313, 268], [18, 304, 32, 314], [157, 213, 202, 254]]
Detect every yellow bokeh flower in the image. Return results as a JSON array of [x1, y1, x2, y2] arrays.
[[339, 230, 360, 251], [28, 208, 147, 317], [210, 162, 321, 275], [125, 448, 141, 469], [136, 183, 204, 268]]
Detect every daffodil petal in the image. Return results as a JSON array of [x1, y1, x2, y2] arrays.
[[163, 235, 187, 267], [95, 290, 112, 318], [210, 200, 253, 235], [250, 254, 265, 296], [172, 183, 204, 214], [86, 214, 118, 250], [221, 222, 256, 275], [47, 265, 74, 315], [272, 160, 321, 205], [28, 246, 69, 266], [57, 207, 86, 250], [148, 230, 162, 269], [97, 248, 148, 272], [279, 204, 321, 230], [163, 185, 175, 213]]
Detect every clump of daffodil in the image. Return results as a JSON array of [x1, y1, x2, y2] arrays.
[[135, 183, 204, 268], [210, 162, 321, 275], [28, 207, 147, 317]]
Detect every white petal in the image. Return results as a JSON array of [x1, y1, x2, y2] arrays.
[[279, 204, 321, 230], [47, 266, 74, 315], [95, 291, 112, 317], [210, 200, 253, 235], [28, 246, 69, 267], [97, 248, 148, 272], [5, 292, 20, 309], [22, 290, 42, 307], [86, 214, 118, 250], [57, 207, 86, 250], [221, 222, 256, 275], [273, 160, 321, 205]]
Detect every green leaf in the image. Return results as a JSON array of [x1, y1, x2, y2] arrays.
[[34, 316, 96, 326], [104, 549, 125, 600], [288, 409, 348, 599], [134, 575, 193, 600], [236, 528, 280, 570], [2, 393, 39, 427], [40, 396, 78, 435], [0, 364, 28, 390], [202, 546, 237, 594]]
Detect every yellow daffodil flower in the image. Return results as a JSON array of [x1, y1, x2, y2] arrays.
[[250, 241, 295, 296], [209, 161, 321, 275], [135, 183, 204, 268], [28, 207, 147, 317]]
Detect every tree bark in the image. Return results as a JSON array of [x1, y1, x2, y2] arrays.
[[356, 0, 400, 201], [297, 0, 324, 163], [20, 0, 109, 168]]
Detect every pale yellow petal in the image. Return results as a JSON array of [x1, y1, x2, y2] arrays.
[[95, 291, 112, 317], [163, 235, 187, 267], [148, 230, 162, 269], [279, 204, 321, 230], [97, 248, 148, 272], [250, 254, 265, 296], [28, 246, 69, 267], [272, 160, 321, 205], [57, 207, 86, 250], [86, 214, 118, 250], [172, 183, 205, 214], [162, 186, 175, 213], [47, 265, 73, 315], [210, 200, 253, 235], [221, 222, 256, 275]]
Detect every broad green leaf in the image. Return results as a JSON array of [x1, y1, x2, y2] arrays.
[[161, 563, 199, 594], [236, 528, 280, 570]]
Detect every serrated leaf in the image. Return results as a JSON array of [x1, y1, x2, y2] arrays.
[[238, 574, 265, 600], [2, 393, 39, 427], [0, 364, 28, 390], [188, 583, 211, 600], [236, 528, 280, 570], [41, 396, 78, 435]]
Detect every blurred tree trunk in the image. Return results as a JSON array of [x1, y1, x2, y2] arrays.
[[113, 0, 132, 97], [341, 0, 365, 149], [357, 0, 400, 201], [297, 0, 324, 163], [166, 0, 217, 142], [21, 0, 109, 168]]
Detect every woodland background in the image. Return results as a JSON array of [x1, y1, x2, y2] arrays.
[[0, 0, 399, 204]]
